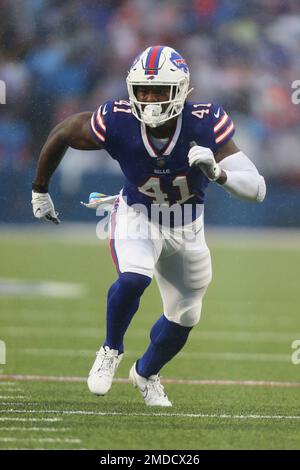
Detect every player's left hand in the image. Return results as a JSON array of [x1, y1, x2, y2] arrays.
[[188, 143, 221, 181]]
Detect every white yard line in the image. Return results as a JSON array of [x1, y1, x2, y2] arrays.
[[0, 417, 62, 422], [0, 427, 69, 432], [0, 396, 26, 399], [0, 403, 39, 406], [1, 408, 300, 421], [5, 348, 292, 363], [0, 279, 86, 299], [1, 374, 300, 388], [0, 382, 18, 386], [2, 326, 298, 343], [0, 437, 81, 443]]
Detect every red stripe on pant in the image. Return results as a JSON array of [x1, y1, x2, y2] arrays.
[[109, 210, 120, 272]]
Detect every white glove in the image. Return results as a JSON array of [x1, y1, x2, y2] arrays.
[[31, 191, 60, 224], [188, 143, 221, 181]]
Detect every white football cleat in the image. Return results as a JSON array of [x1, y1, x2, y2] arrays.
[[129, 362, 172, 407], [87, 346, 123, 395]]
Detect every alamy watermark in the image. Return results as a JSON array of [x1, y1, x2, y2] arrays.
[[291, 340, 300, 365], [0, 340, 6, 365], [0, 80, 6, 104], [291, 80, 300, 105], [95, 197, 204, 242]]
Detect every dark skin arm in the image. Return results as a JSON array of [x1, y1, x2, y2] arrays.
[[214, 139, 240, 184], [33, 112, 102, 189]]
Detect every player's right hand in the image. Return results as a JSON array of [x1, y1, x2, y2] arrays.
[[31, 191, 60, 224]]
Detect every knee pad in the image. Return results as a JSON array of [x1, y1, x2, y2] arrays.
[[176, 300, 203, 327], [118, 272, 151, 298], [165, 285, 208, 327]]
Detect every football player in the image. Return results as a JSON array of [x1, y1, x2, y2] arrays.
[[32, 46, 266, 406]]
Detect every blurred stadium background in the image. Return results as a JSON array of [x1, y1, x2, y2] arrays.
[[1, 0, 300, 226]]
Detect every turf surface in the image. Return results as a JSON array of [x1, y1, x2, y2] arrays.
[[0, 228, 300, 449]]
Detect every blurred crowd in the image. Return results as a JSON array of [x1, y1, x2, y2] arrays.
[[0, 0, 300, 186]]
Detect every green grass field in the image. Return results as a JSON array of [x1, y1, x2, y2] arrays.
[[0, 227, 300, 450]]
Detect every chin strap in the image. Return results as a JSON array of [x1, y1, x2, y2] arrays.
[[142, 104, 167, 128]]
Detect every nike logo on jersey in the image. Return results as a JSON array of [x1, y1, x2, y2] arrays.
[[102, 104, 108, 115], [214, 108, 221, 118]]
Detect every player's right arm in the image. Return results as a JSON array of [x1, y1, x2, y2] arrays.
[[33, 112, 102, 190], [32, 112, 103, 224]]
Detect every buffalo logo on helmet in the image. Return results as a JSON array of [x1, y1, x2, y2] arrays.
[[170, 51, 189, 74]]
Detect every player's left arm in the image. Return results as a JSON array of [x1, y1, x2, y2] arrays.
[[216, 139, 266, 202], [214, 138, 239, 163], [188, 133, 266, 203]]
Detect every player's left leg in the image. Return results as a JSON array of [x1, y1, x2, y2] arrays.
[[130, 218, 212, 406], [88, 197, 162, 396], [102, 198, 161, 354]]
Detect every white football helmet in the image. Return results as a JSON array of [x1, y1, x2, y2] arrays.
[[126, 46, 192, 128]]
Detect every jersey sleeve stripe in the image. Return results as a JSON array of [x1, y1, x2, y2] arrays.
[[96, 108, 106, 131], [91, 113, 105, 142], [214, 112, 229, 133], [215, 121, 235, 144]]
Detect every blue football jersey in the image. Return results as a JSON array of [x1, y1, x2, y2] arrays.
[[90, 100, 235, 218]]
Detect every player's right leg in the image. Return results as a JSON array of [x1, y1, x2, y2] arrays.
[[88, 197, 162, 396]]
